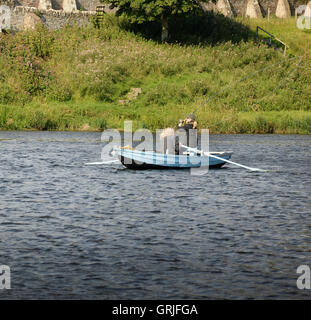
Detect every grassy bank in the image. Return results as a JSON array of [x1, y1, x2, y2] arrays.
[[238, 17, 311, 58], [0, 14, 310, 133], [1, 102, 310, 134]]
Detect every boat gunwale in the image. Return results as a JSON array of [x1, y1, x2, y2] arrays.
[[114, 147, 232, 169]]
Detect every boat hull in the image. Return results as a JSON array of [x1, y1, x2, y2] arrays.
[[115, 148, 232, 170]]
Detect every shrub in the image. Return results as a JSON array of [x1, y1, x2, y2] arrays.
[[21, 25, 55, 59], [0, 84, 15, 104], [45, 83, 72, 102], [80, 78, 117, 102]]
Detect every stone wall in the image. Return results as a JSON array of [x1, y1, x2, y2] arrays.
[[10, 6, 95, 30], [0, 0, 14, 7], [201, 0, 306, 16], [15, 0, 104, 10], [228, 0, 306, 16], [43, 8, 93, 29], [2, 0, 310, 32], [77, 0, 100, 11], [5, 0, 310, 16]]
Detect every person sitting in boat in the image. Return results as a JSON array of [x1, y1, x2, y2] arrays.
[[184, 114, 197, 130], [177, 114, 197, 130], [175, 114, 198, 154]]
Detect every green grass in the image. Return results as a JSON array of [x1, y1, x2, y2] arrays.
[[0, 14, 310, 133], [238, 17, 311, 57], [1, 102, 310, 134]]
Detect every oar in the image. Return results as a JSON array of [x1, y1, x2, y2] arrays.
[[85, 160, 119, 165], [181, 145, 266, 172]]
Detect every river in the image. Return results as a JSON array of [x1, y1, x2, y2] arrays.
[[0, 131, 310, 299]]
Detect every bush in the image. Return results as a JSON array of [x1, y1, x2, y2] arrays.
[[80, 78, 117, 102], [21, 24, 55, 59], [45, 83, 72, 102], [0, 84, 15, 104]]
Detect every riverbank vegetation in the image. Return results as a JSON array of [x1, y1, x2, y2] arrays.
[[0, 14, 310, 133]]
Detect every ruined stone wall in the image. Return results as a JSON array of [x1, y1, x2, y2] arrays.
[[15, 0, 102, 10], [10, 6, 95, 31], [2, 0, 310, 32], [12, 0, 116, 12], [42, 8, 93, 29], [77, 0, 100, 11], [228, 0, 306, 16], [6, 0, 309, 16], [0, 0, 14, 7], [13, 0, 38, 7]]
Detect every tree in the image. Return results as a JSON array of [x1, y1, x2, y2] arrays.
[[100, 0, 210, 41]]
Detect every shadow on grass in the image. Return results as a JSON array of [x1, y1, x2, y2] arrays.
[[126, 12, 256, 45]]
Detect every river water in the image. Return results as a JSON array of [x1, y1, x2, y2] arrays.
[[0, 131, 310, 299]]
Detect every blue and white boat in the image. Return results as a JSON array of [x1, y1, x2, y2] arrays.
[[114, 147, 232, 170]]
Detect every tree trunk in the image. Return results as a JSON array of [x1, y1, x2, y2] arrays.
[[161, 15, 169, 42]]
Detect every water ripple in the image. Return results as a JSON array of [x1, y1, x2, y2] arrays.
[[0, 132, 310, 299]]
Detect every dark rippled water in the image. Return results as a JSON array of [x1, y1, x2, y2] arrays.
[[0, 131, 310, 299]]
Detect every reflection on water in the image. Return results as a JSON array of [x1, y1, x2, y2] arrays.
[[0, 131, 310, 299]]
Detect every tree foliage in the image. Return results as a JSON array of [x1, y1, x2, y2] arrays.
[[100, 0, 210, 41]]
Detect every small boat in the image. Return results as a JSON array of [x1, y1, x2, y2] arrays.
[[114, 147, 232, 170]]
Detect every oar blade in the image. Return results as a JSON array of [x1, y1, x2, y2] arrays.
[[85, 160, 119, 165], [181, 144, 266, 172]]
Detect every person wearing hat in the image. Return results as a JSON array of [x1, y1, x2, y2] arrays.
[[184, 114, 197, 130], [177, 114, 197, 130], [175, 114, 198, 154]]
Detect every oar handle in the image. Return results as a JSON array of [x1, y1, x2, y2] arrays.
[[181, 145, 265, 172]]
